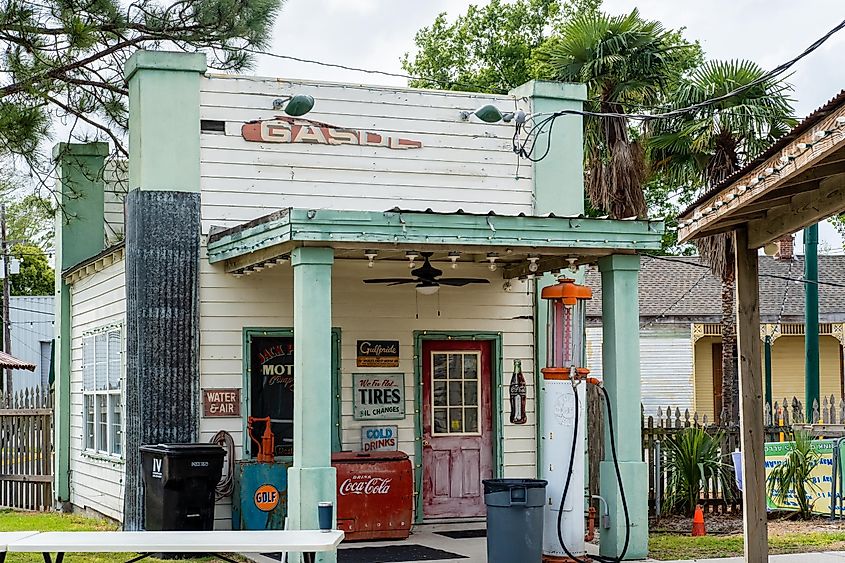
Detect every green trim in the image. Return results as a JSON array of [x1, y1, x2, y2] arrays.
[[412, 330, 503, 524], [242, 327, 342, 459], [126, 51, 203, 192], [207, 209, 664, 264], [53, 142, 108, 505], [124, 50, 207, 82]]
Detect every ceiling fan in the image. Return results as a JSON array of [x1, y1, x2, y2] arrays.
[[364, 252, 490, 294]]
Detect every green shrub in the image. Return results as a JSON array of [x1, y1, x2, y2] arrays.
[[662, 427, 732, 515]]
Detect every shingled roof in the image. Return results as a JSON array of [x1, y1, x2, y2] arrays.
[[585, 255, 845, 323]]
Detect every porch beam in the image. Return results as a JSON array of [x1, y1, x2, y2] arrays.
[[207, 208, 664, 264], [288, 247, 336, 563], [734, 226, 767, 562], [747, 173, 845, 248], [597, 254, 647, 560]]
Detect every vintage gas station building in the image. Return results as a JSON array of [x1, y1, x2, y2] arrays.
[[53, 51, 664, 560]]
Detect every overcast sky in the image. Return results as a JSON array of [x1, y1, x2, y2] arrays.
[[254, 0, 845, 253]]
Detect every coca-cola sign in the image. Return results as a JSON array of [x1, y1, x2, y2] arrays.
[[339, 476, 392, 496]]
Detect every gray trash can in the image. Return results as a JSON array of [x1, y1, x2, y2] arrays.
[[483, 478, 547, 563]]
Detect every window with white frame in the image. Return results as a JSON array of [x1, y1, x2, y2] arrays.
[[82, 327, 122, 457]]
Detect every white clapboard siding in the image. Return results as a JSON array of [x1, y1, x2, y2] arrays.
[[68, 258, 127, 522], [103, 160, 127, 244], [199, 76, 533, 230], [586, 325, 694, 415], [198, 252, 536, 525]]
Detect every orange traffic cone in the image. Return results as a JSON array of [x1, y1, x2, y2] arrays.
[[692, 505, 706, 537]]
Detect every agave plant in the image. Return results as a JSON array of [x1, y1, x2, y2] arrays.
[[767, 431, 821, 519], [662, 427, 732, 515]]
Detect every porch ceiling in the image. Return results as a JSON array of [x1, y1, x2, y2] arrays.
[[678, 90, 845, 248], [206, 208, 664, 278]]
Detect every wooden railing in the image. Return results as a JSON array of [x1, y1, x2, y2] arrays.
[[0, 387, 54, 511]]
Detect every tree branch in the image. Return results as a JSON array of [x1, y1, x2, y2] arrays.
[[44, 94, 128, 157]]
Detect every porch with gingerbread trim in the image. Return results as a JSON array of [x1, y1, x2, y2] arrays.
[[678, 90, 845, 562]]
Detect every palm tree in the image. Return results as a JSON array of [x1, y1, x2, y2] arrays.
[[533, 9, 699, 218], [649, 60, 796, 424]]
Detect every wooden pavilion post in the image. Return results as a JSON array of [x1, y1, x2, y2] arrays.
[[734, 226, 767, 561]]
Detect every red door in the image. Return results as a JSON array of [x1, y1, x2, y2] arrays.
[[422, 340, 493, 518]]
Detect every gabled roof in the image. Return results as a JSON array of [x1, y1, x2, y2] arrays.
[[585, 255, 845, 322]]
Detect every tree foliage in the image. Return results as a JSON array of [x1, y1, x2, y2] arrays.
[[0, 0, 282, 176], [401, 0, 600, 93], [533, 9, 701, 218], [10, 243, 54, 296]]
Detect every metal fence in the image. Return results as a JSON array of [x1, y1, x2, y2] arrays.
[[0, 387, 53, 511], [641, 396, 840, 516]]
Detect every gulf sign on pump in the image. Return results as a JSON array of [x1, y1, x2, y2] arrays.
[[242, 116, 423, 150], [254, 483, 281, 512]]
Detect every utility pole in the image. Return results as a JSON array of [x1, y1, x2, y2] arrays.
[[1, 205, 10, 396], [805, 223, 820, 420]]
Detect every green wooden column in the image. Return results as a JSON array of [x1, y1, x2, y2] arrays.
[[597, 254, 647, 559], [53, 142, 108, 507], [510, 80, 587, 473], [288, 246, 336, 563]]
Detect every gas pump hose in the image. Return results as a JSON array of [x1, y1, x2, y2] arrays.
[[556, 383, 631, 563]]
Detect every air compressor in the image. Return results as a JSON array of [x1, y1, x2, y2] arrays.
[[540, 278, 629, 563]]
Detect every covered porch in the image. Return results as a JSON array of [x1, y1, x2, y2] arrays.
[[678, 90, 845, 561], [207, 206, 664, 560]]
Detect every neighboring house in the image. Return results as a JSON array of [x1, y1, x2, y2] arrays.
[[585, 239, 845, 422], [9, 296, 54, 392]]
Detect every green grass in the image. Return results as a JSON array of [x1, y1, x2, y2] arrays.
[[649, 532, 845, 560], [0, 510, 244, 563]]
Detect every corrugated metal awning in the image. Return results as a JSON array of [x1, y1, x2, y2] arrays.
[[0, 351, 36, 371]]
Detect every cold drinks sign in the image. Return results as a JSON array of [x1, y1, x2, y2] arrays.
[[353, 374, 405, 420]]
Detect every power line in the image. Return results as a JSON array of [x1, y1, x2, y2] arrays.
[[640, 268, 710, 329], [241, 48, 508, 94]]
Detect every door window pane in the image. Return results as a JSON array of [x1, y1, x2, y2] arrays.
[[448, 354, 462, 378], [433, 381, 447, 406], [433, 354, 447, 379], [434, 408, 448, 434], [431, 351, 482, 436], [449, 408, 463, 433], [465, 408, 479, 433]]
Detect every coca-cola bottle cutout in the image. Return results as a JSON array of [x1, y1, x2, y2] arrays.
[[509, 359, 527, 424]]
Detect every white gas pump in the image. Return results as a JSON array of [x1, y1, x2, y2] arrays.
[[540, 278, 592, 562]]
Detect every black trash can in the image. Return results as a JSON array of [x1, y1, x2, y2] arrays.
[[483, 479, 547, 563], [140, 443, 226, 531]]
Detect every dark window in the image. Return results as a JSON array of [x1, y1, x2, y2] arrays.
[[250, 335, 295, 457]]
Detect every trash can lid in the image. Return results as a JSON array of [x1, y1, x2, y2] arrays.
[[139, 443, 226, 456], [332, 451, 409, 463], [482, 479, 548, 494]]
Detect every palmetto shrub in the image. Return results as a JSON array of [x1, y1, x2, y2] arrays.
[[766, 431, 821, 519], [663, 427, 732, 515]]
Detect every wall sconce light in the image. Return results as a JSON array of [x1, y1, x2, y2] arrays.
[[365, 249, 378, 268], [460, 105, 516, 123], [406, 250, 419, 269], [272, 94, 315, 117], [486, 252, 499, 271], [448, 251, 460, 269], [527, 256, 539, 273]]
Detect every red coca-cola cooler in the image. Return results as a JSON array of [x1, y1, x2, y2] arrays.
[[332, 451, 413, 541]]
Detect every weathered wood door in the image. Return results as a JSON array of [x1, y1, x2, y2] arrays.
[[422, 340, 493, 519]]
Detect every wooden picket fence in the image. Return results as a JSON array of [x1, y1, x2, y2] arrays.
[[642, 395, 842, 516], [0, 387, 53, 511]]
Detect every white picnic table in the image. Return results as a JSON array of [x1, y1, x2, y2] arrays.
[[0, 530, 343, 563]]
